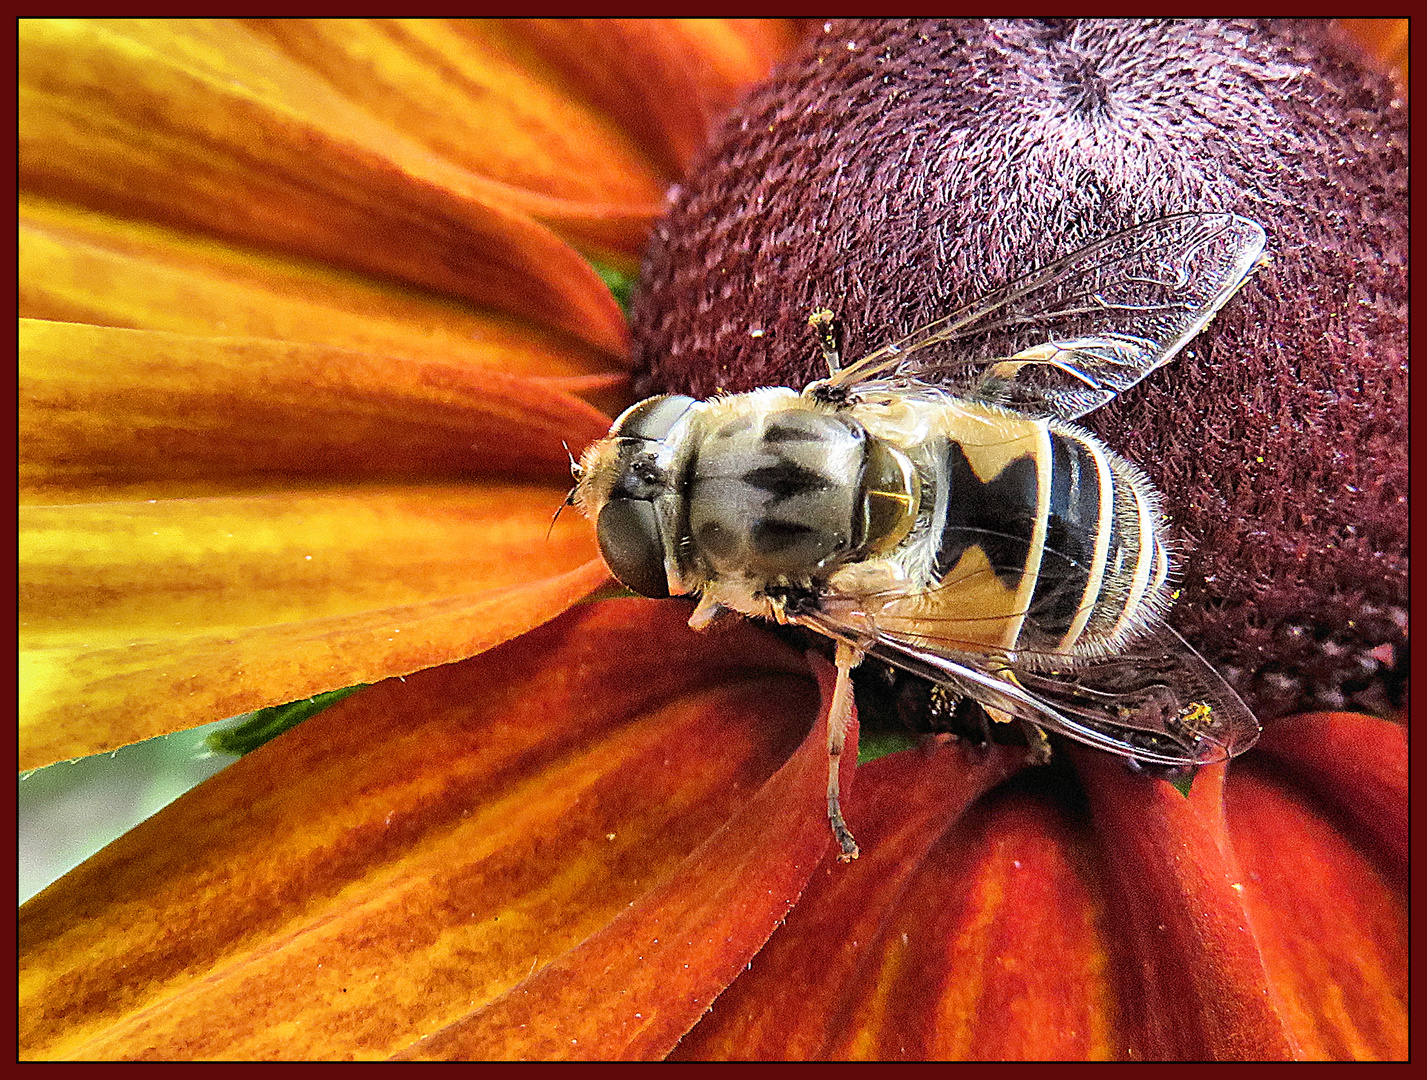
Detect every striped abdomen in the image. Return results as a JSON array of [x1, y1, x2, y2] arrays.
[[878, 401, 1171, 660]]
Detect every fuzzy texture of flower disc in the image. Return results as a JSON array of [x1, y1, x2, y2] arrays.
[[631, 18, 1407, 723]]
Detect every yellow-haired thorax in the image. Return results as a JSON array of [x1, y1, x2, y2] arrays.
[[690, 385, 806, 429]]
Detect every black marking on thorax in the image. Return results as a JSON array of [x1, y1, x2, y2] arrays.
[[739, 460, 833, 504], [762, 422, 823, 443], [750, 517, 818, 554], [691, 410, 859, 564]]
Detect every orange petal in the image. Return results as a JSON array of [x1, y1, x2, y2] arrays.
[[1075, 757, 1297, 1059], [21, 320, 613, 501], [242, 18, 668, 257], [505, 19, 805, 177], [19, 601, 817, 1060], [20, 490, 605, 769], [20, 198, 624, 379], [674, 740, 1033, 1059], [19, 19, 626, 354], [1337, 18, 1407, 88]]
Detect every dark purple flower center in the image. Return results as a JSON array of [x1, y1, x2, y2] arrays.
[[630, 18, 1406, 721]]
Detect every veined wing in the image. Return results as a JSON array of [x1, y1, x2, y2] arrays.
[[798, 607, 1260, 768], [817, 212, 1268, 421]]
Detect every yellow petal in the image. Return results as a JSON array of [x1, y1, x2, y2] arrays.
[[20, 318, 615, 766], [19, 19, 626, 354], [23, 489, 596, 648], [243, 18, 669, 246], [20, 197, 623, 380], [21, 320, 612, 501], [20, 488, 605, 769]]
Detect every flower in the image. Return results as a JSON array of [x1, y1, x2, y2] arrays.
[[19, 18, 1405, 1061]]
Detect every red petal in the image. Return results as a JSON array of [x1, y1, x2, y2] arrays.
[[675, 740, 1031, 1059], [1252, 712, 1407, 878], [1075, 757, 1296, 1058], [20, 601, 821, 1060], [684, 715, 1408, 1060], [1227, 718, 1407, 1059], [400, 647, 851, 1059]]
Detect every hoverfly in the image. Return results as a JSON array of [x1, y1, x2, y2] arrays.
[[574, 212, 1267, 859]]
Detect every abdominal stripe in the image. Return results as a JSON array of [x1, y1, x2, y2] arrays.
[[934, 440, 1038, 587], [1027, 435, 1102, 639]]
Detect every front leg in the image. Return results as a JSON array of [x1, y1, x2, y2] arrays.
[[825, 639, 863, 861], [805, 309, 861, 409], [762, 582, 823, 623], [687, 592, 733, 631]]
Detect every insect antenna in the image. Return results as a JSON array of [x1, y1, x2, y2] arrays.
[[547, 442, 582, 540], [546, 493, 577, 541]]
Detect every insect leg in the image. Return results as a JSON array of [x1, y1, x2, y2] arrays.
[[990, 668, 1055, 763], [826, 640, 862, 862], [807, 308, 842, 375], [1019, 720, 1053, 763], [687, 592, 733, 631]]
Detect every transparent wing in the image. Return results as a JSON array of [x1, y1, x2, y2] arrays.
[[797, 609, 1260, 768], [818, 212, 1268, 421]]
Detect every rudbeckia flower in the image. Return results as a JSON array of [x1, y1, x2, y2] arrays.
[[19, 18, 1405, 1061]]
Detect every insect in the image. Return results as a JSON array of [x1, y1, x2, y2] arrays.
[[573, 212, 1267, 860]]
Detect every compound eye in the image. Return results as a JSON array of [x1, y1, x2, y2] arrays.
[[596, 499, 670, 598], [611, 395, 696, 441]]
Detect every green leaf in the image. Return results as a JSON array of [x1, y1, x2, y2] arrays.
[[1167, 770, 1197, 798], [589, 259, 637, 316], [857, 728, 919, 765], [206, 685, 369, 756]]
